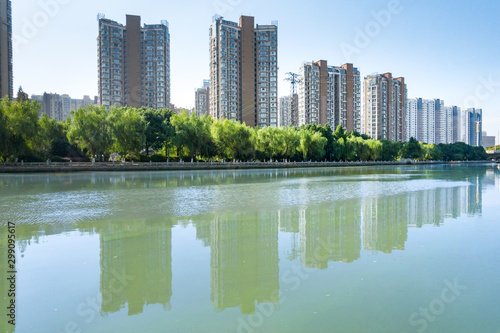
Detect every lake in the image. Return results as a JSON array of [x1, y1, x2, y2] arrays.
[[1, 164, 499, 333]]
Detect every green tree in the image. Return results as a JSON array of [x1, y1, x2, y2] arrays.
[[281, 127, 300, 160], [401, 137, 423, 160], [211, 119, 254, 161], [0, 106, 10, 161], [333, 124, 347, 141], [109, 107, 146, 157], [67, 105, 112, 160], [171, 111, 214, 160], [422, 143, 443, 161], [297, 129, 327, 161], [35, 114, 70, 158], [380, 139, 402, 161], [140, 108, 174, 155], [255, 126, 285, 160], [0, 98, 40, 161]]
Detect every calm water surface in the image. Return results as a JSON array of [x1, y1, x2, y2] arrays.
[[1, 165, 500, 333]]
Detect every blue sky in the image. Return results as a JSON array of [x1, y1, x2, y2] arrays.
[[11, 0, 500, 138]]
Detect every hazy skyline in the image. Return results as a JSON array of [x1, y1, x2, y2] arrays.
[[10, 0, 500, 137]]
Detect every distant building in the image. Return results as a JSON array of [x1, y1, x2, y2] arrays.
[[461, 108, 482, 146], [209, 15, 278, 127], [450, 106, 462, 143], [98, 14, 170, 109], [42, 93, 64, 121], [0, 0, 13, 99], [279, 94, 298, 127], [32, 93, 97, 121], [406, 98, 452, 144], [298, 61, 361, 131], [363, 73, 406, 141], [195, 80, 210, 117], [481, 132, 496, 149]]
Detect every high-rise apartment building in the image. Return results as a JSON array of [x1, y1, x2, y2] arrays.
[[33, 93, 96, 121], [451, 106, 462, 143], [42, 93, 64, 122], [461, 108, 482, 146], [363, 73, 406, 141], [98, 14, 170, 109], [298, 61, 361, 132], [195, 80, 210, 117], [434, 99, 453, 144], [209, 15, 278, 127], [0, 0, 13, 99], [279, 94, 298, 127], [406, 98, 453, 144]]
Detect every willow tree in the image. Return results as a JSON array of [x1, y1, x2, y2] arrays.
[[67, 105, 112, 160], [171, 111, 215, 160], [109, 107, 146, 157], [0, 98, 40, 160]]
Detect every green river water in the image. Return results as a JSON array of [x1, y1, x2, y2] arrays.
[[1, 164, 499, 333]]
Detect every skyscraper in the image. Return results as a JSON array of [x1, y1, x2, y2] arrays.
[[298, 61, 361, 131], [363, 73, 406, 141], [461, 108, 482, 146], [0, 0, 13, 99], [451, 106, 462, 143], [195, 80, 210, 117], [209, 16, 278, 127], [98, 14, 170, 109]]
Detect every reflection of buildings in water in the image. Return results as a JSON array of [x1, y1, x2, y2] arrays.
[[98, 221, 173, 316], [278, 209, 301, 260], [465, 175, 482, 216], [278, 202, 362, 269], [298, 203, 362, 268], [196, 212, 280, 315], [364, 179, 484, 253], [363, 195, 408, 253]]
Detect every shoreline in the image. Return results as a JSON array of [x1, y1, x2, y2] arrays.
[[0, 160, 494, 174]]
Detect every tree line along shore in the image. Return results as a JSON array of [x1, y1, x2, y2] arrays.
[[0, 98, 489, 164]]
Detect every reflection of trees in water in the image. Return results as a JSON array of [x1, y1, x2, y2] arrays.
[[0, 165, 493, 318]]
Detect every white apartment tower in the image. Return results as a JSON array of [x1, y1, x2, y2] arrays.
[[298, 61, 361, 132], [209, 16, 278, 127], [98, 14, 170, 109], [406, 98, 454, 144]]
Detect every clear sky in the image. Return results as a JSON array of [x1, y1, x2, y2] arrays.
[[11, 0, 500, 138]]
